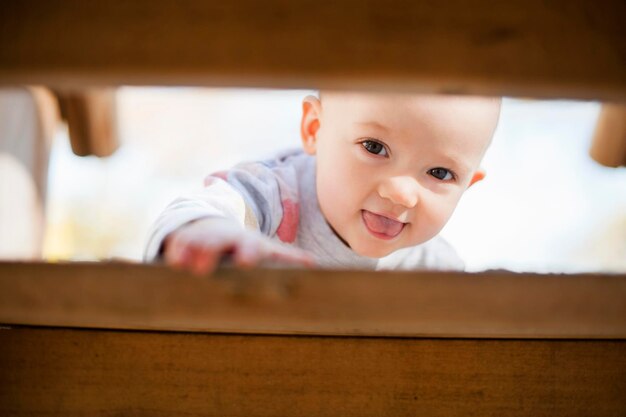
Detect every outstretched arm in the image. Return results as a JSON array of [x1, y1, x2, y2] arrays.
[[145, 161, 314, 275], [163, 217, 314, 276]]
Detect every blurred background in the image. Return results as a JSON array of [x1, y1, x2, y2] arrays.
[[2, 87, 625, 273]]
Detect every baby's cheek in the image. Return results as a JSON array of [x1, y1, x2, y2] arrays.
[[417, 197, 457, 240], [318, 175, 347, 214], [317, 149, 366, 220], [317, 172, 357, 237]]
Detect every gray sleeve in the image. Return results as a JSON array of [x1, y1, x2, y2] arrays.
[[143, 166, 283, 262], [224, 164, 284, 236]]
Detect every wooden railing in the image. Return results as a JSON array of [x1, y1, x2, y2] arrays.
[[0, 0, 624, 100], [0, 1, 625, 415]]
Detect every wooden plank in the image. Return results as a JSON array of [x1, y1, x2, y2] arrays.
[[56, 89, 119, 157], [0, 326, 624, 416], [1, 262, 625, 339], [0, 0, 624, 100], [590, 104, 626, 167]]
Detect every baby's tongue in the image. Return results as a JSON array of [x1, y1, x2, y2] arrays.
[[362, 210, 404, 237]]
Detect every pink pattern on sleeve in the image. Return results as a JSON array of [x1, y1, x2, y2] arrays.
[[276, 199, 299, 243]]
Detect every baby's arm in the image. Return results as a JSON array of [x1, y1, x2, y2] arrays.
[[145, 164, 313, 275], [163, 216, 313, 275]]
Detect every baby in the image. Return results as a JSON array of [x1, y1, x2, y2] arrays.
[[145, 91, 500, 275]]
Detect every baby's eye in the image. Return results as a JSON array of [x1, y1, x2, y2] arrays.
[[361, 140, 388, 156], [428, 168, 454, 181]]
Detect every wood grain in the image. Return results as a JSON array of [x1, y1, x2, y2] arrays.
[[1, 261, 625, 339], [0, 0, 624, 100], [0, 327, 624, 416]]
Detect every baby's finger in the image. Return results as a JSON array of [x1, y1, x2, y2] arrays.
[[164, 237, 190, 269], [233, 237, 263, 268], [190, 245, 223, 276]]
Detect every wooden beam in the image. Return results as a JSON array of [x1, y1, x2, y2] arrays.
[[1, 327, 624, 416], [0, 0, 624, 100], [56, 89, 119, 157], [1, 262, 625, 339], [590, 104, 626, 167]]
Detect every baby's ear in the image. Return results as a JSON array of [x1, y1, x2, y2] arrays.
[[300, 95, 321, 155], [468, 169, 486, 188]]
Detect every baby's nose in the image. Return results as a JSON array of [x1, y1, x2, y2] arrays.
[[377, 176, 419, 208]]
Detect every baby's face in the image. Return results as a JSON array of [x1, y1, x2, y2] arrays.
[[301, 92, 500, 258]]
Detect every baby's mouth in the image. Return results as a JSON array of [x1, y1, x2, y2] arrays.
[[361, 210, 406, 239]]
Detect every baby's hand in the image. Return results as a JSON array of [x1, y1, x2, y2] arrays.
[[163, 217, 315, 276]]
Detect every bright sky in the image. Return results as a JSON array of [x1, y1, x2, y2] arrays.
[[44, 88, 626, 273]]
